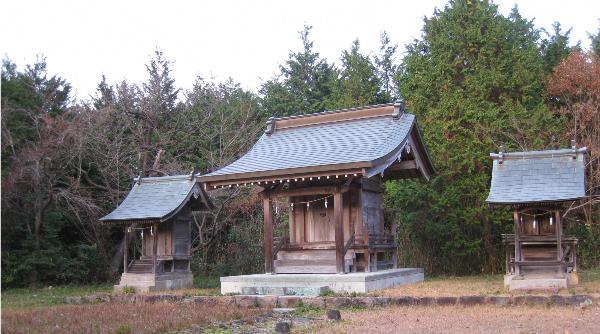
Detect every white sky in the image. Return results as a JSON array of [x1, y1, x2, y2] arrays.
[[2, 0, 599, 101]]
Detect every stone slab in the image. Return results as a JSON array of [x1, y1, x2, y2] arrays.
[[505, 274, 568, 291], [220, 268, 424, 295]]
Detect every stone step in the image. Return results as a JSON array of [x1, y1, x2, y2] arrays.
[[241, 286, 330, 296], [277, 250, 355, 261], [274, 265, 337, 274]]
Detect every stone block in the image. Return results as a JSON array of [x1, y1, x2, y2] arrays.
[[327, 310, 342, 321], [391, 296, 417, 306], [278, 296, 301, 308], [416, 297, 436, 305], [235, 295, 258, 307], [549, 295, 566, 305], [486, 296, 510, 305], [326, 297, 353, 308], [436, 296, 458, 305], [565, 295, 592, 306], [256, 295, 278, 308], [300, 297, 326, 308], [274, 322, 291, 333], [458, 296, 486, 305]]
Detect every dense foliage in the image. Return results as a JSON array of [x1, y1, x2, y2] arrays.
[[2, 0, 598, 287]]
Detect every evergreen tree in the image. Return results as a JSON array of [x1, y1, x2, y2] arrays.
[[392, 0, 561, 274], [589, 23, 600, 55], [261, 25, 332, 116], [374, 31, 399, 102], [327, 39, 382, 109], [92, 74, 116, 110], [540, 22, 576, 73]]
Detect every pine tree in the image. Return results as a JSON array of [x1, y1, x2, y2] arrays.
[[261, 25, 332, 116], [374, 31, 399, 102], [327, 39, 382, 109], [588, 23, 600, 55], [391, 0, 561, 274], [540, 22, 577, 73]]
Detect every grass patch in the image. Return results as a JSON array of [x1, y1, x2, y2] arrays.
[[370, 267, 600, 297], [1, 302, 262, 334], [1, 283, 112, 309], [292, 301, 323, 317], [194, 275, 220, 289]]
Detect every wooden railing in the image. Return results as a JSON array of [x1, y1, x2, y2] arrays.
[[367, 233, 395, 249], [501, 234, 578, 274]]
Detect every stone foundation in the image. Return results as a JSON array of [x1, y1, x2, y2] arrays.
[[220, 268, 424, 296], [504, 273, 580, 291], [114, 271, 193, 293]]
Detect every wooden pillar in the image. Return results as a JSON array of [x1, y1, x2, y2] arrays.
[[152, 223, 158, 275], [123, 226, 129, 273], [263, 195, 274, 274], [513, 210, 521, 276], [555, 210, 562, 260], [334, 191, 344, 274]]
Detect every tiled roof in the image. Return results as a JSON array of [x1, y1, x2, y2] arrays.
[[486, 148, 587, 204], [198, 103, 435, 184], [100, 175, 201, 222]]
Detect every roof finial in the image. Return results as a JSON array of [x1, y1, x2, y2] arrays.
[[392, 99, 405, 119], [571, 139, 577, 159], [499, 145, 505, 164], [265, 117, 276, 135]]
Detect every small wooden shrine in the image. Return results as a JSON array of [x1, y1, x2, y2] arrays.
[[487, 145, 587, 290], [100, 174, 212, 292], [198, 102, 435, 276]]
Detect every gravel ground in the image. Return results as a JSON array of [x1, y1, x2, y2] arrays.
[[312, 305, 600, 334]]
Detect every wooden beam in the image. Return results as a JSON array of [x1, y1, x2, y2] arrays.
[[386, 160, 418, 172], [263, 196, 274, 274], [556, 210, 562, 261], [513, 210, 521, 276], [123, 226, 129, 274], [334, 191, 345, 274], [266, 185, 349, 198], [152, 223, 158, 275]]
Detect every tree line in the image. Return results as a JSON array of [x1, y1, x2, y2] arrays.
[[2, 0, 599, 287]]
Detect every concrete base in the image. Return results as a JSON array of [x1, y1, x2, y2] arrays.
[[114, 271, 193, 293], [221, 268, 424, 296], [504, 274, 568, 291]]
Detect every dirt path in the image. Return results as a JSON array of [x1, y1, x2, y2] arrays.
[[312, 305, 600, 334]]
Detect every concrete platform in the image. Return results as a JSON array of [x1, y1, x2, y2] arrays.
[[504, 274, 573, 291], [114, 272, 193, 293], [220, 268, 424, 295]]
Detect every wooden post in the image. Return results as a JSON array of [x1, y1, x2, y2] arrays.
[[513, 210, 521, 276], [334, 191, 344, 274], [123, 226, 129, 273], [555, 210, 562, 260], [152, 223, 158, 275], [263, 195, 274, 274]]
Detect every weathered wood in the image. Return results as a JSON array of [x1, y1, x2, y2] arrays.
[[263, 196, 274, 274], [266, 185, 347, 198], [123, 226, 129, 273], [334, 191, 344, 274], [152, 223, 158, 275], [513, 210, 521, 276], [555, 210, 562, 261]]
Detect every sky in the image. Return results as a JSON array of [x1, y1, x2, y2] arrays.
[[2, 0, 599, 101]]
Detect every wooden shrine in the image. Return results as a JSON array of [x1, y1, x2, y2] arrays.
[[100, 174, 212, 292], [487, 145, 587, 290], [198, 102, 435, 275]]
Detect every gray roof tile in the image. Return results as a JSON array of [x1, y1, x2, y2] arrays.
[[100, 175, 199, 222], [486, 148, 587, 204], [202, 113, 416, 178]]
